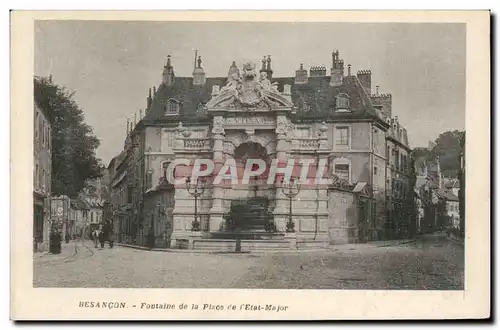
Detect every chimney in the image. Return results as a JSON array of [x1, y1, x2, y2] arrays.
[[162, 55, 175, 86], [370, 86, 392, 118], [356, 69, 372, 95], [310, 65, 327, 77], [192, 51, 206, 86], [330, 50, 344, 87], [295, 63, 308, 84]]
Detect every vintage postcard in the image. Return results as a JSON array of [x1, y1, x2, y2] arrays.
[[11, 10, 490, 320]]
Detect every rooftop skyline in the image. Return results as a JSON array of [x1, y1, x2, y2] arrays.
[[34, 21, 466, 165]]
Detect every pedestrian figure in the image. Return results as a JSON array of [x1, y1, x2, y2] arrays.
[[99, 226, 106, 248], [92, 227, 101, 248]]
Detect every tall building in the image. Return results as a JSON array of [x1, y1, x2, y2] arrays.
[[33, 102, 52, 252], [108, 50, 412, 249]]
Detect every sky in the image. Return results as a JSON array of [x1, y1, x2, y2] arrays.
[[34, 21, 465, 165]]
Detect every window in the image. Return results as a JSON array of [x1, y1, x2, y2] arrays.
[[386, 146, 390, 162], [41, 119, 45, 146], [374, 166, 378, 175], [39, 168, 43, 189], [334, 164, 350, 181], [163, 130, 176, 148], [43, 170, 47, 190], [34, 164, 39, 188], [335, 93, 350, 111], [35, 112, 39, 139], [165, 100, 180, 115], [335, 127, 349, 146], [38, 117, 42, 145], [147, 171, 153, 189], [47, 127, 51, 149], [91, 212, 94, 223], [127, 186, 133, 204]]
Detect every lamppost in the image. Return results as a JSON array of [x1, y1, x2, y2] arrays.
[[186, 176, 206, 231], [281, 176, 301, 233]]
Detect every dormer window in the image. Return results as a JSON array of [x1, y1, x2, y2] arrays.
[[335, 93, 350, 112], [164, 99, 180, 115]]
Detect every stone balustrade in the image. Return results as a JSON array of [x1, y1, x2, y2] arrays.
[[292, 138, 320, 151]]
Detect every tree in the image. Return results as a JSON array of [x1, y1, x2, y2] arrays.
[[430, 130, 464, 177], [34, 76, 103, 198], [412, 130, 465, 178]]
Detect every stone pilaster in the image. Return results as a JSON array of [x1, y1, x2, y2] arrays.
[[209, 115, 226, 232], [272, 114, 291, 232]]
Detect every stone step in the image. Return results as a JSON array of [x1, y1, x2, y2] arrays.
[[192, 239, 292, 251]]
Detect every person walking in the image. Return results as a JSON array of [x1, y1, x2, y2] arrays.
[[92, 225, 102, 248]]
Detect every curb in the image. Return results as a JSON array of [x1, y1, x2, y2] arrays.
[[113, 242, 226, 254]]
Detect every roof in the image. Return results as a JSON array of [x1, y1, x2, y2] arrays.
[[436, 189, 459, 202], [142, 74, 382, 125], [70, 199, 90, 210]]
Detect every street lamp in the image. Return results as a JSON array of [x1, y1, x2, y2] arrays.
[[281, 176, 301, 233], [185, 176, 206, 231]]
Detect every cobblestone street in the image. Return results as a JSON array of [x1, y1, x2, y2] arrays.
[[33, 237, 464, 289]]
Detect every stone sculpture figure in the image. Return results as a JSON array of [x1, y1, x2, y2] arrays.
[[220, 67, 242, 93]]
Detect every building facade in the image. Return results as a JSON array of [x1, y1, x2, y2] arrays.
[[108, 50, 413, 249], [69, 198, 90, 239], [33, 102, 52, 252], [385, 115, 413, 237], [108, 151, 133, 243], [414, 155, 461, 233]]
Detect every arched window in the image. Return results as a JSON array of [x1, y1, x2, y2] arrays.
[[335, 93, 350, 111]]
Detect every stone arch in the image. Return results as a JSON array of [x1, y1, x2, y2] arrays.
[[223, 131, 276, 158]]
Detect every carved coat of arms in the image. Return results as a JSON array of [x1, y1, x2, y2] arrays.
[[206, 61, 293, 110]]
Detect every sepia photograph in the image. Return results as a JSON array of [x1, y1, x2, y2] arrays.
[[10, 10, 490, 320]]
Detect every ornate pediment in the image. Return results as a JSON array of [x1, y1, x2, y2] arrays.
[[206, 61, 294, 110]]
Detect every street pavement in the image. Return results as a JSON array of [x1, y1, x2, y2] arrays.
[[33, 238, 464, 289]]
